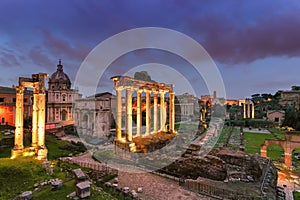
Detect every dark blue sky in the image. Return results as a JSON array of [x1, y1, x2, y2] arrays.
[[1, 0, 300, 99]]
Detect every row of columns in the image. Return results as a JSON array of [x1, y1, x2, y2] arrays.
[[243, 101, 254, 119], [116, 87, 175, 142], [13, 85, 46, 150]]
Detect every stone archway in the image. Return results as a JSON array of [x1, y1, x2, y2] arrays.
[[261, 132, 300, 167]]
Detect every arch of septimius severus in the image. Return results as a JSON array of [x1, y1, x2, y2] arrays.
[[111, 75, 175, 152], [11, 73, 48, 160]]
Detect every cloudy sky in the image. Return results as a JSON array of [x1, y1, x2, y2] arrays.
[[1, 0, 300, 99]]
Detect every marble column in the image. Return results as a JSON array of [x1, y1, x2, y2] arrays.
[[145, 90, 151, 135], [251, 103, 255, 119], [13, 86, 24, 150], [169, 91, 175, 132], [136, 89, 142, 137], [31, 89, 39, 147], [126, 88, 132, 142], [116, 88, 122, 140], [247, 102, 251, 119], [37, 93, 46, 147], [243, 103, 246, 119], [153, 90, 158, 133], [160, 90, 166, 131]]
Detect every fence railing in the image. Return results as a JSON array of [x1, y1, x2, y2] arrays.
[[183, 179, 263, 200], [60, 158, 118, 175]]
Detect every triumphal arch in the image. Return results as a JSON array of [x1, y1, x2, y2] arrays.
[[111, 75, 175, 152], [11, 73, 48, 160]]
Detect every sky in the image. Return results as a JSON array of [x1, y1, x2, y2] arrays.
[[1, 0, 300, 99]]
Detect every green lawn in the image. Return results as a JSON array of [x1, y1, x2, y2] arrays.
[[266, 144, 284, 161], [243, 132, 276, 154], [270, 128, 285, 140], [0, 157, 52, 199]]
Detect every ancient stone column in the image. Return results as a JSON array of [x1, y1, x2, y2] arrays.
[[247, 102, 251, 119], [37, 93, 46, 147], [243, 103, 246, 119], [284, 152, 292, 167], [251, 102, 255, 119], [31, 85, 39, 147], [260, 144, 267, 157], [126, 88, 132, 142], [136, 89, 142, 137], [153, 90, 158, 133], [169, 91, 175, 132], [13, 86, 24, 150], [145, 90, 151, 135], [160, 90, 166, 131], [116, 88, 122, 140]]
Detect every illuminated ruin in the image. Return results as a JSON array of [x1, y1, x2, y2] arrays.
[[11, 73, 48, 160], [111, 75, 175, 152], [239, 99, 255, 119]]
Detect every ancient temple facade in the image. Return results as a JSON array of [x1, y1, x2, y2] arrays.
[[47, 60, 81, 123], [111, 75, 175, 148]]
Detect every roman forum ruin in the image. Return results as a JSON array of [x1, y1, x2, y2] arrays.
[[111, 75, 175, 152], [239, 99, 255, 119], [11, 73, 48, 160]]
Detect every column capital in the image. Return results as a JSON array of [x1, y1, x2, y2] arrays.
[[144, 89, 151, 93], [135, 88, 143, 93], [159, 89, 166, 94], [14, 86, 25, 93], [115, 86, 124, 91], [152, 89, 159, 94]]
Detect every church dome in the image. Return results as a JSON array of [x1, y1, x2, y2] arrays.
[[48, 60, 71, 90]]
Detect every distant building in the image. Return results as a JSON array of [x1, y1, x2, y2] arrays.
[[226, 99, 239, 106], [0, 86, 32, 126], [267, 110, 285, 126], [74, 93, 113, 137], [47, 60, 81, 124], [175, 93, 199, 120], [201, 91, 226, 106], [279, 86, 300, 109], [201, 94, 214, 107]]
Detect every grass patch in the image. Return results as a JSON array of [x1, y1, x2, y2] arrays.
[[243, 132, 276, 154], [294, 191, 300, 200], [214, 126, 231, 148], [0, 157, 51, 199], [267, 144, 284, 160], [270, 128, 285, 140], [32, 179, 76, 200], [46, 135, 86, 160]]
